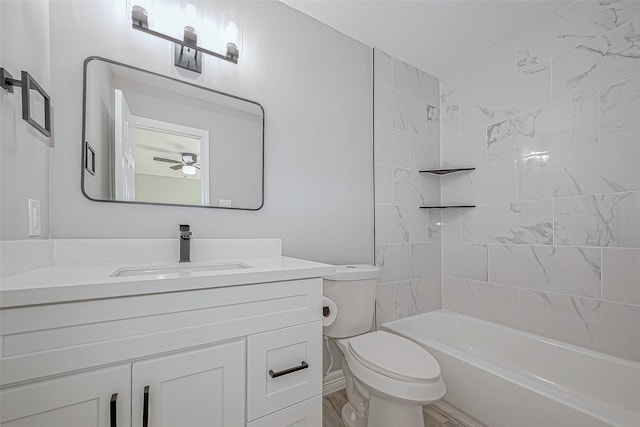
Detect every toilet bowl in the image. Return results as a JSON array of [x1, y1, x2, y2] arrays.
[[323, 265, 446, 427]]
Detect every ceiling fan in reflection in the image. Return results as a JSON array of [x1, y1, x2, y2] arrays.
[[153, 153, 200, 175]]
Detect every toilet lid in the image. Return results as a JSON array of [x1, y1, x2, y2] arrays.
[[348, 331, 441, 383]]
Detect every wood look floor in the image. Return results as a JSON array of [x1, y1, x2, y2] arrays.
[[323, 389, 438, 427], [322, 389, 349, 427]]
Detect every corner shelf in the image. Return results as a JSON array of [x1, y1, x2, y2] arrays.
[[419, 167, 475, 175], [420, 205, 475, 209], [419, 166, 476, 209]]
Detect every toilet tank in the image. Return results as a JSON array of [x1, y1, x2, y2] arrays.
[[323, 265, 380, 338]]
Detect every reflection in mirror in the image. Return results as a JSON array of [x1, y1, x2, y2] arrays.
[[82, 57, 264, 210]]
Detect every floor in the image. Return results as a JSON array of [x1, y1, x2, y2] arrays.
[[323, 389, 438, 427], [322, 389, 348, 427]]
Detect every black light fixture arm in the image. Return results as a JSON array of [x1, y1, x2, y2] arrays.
[[0, 67, 51, 137], [131, 23, 238, 65]]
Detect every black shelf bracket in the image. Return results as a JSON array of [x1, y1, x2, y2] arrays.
[[1, 67, 51, 137], [420, 205, 476, 209], [420, 167, 475, 175]]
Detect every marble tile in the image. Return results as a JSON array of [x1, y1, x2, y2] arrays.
[[393, 58, 439, 106], [441, 209, 462, 242], [461, 200, 554, 245], [374, 83, 399, 128], [460, 67, 551, 132], [398, 93, 429, 138], [376, 283, 395, 328], [603, 248, 640, 305], [443, 276, 518, 327], [374, 163, 393, 205], [427, 210, 442, 242], [486, 92, 598, 164], [323, 390, 347, 427], [443, 243, 488, 282], [394, 168, 440, 206], [375, 84, 429, 137], [374, 123, 410, 168], [375, 243, 411, 284], [489, 245, 601, 298], [426, 105, 440, 141], [395, 280, 418, 319], [411, 242, 441, 279], [375, 204, 408, 245], [519, 289, 640, 361], [600, 74, 640, 144], [552, 18, 640, 100], [440, 83, 461, 142], [412, 277, 442, 314], [444, 39, 516, 95], [554, 192, 640, 248], [441, 161, 516, 205], [516, 0, 640, 75], [441, 128, 487, 169], [410, 133, 440, 171], [375, 205, 431, 245], [518, 140, 640, 201], [374, 48, 392, 88]]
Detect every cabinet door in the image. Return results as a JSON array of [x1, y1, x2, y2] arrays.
[[1, 364, 131, 427], [131, 340, 245, 427]]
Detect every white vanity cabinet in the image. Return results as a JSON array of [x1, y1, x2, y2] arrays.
[[0, 277, 324, 427], [0, 364, 131, 427]]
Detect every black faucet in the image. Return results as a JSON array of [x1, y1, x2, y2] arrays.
[[179, 224, 192, 263]]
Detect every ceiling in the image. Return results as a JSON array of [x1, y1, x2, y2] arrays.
[[280, 0, 570, 77]]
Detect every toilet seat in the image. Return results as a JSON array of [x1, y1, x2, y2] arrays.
[[337, 332, 446, 404], [348, 331, 441, 383]]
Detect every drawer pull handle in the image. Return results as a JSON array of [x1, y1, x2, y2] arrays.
[[269, 361, 309, 378], [110, 393, 117, 427], [142, 386, 150, 427]]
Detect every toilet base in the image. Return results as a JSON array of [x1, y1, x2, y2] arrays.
[[341, 402, 367, 427], [341, 395, 425, 427], [367, 394, 425, 427]]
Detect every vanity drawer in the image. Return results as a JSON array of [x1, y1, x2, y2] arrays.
[[247, 395, 321, 427], [247, 321, 322, 421]]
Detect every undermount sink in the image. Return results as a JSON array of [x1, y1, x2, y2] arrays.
[[112, 261, 253, 278]]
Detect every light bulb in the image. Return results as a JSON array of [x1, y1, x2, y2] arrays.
[[222, 12, 243, 60], [182, 165, 197, 175]]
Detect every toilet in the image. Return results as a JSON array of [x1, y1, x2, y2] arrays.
[[323, 265, 445, 427]]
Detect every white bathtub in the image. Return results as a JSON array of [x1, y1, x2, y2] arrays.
[[383, 310, 640, 427]]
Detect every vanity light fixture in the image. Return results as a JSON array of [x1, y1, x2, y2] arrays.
[[129, 1, 242, 73]]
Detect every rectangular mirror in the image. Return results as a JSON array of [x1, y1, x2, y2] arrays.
[[82, 57, 264, 210]]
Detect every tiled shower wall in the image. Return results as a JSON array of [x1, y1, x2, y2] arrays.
[[440, 0, 640, 361], [373, 49, 442, 327]]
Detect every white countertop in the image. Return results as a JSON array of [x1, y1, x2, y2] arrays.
[[0, 256, 335, 308]]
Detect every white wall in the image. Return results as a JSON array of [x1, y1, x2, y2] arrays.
[[0, 0, 51, 241], [135, 173, 201, 205], [48, 0, 373, 265]]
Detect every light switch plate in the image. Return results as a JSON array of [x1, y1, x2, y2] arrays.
[[28, 199, 41, 236]]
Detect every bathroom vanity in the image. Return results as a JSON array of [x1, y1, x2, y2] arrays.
[[0, 239, 333, 427]]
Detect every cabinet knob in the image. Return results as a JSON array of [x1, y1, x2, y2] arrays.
[[268, 361, 309, 378]]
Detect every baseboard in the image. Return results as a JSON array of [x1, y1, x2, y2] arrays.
[[323, 369, 346, 395], [424, 401, 487, 427]]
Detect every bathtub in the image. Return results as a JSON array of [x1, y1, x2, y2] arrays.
[[383, 310, 640, 427]]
